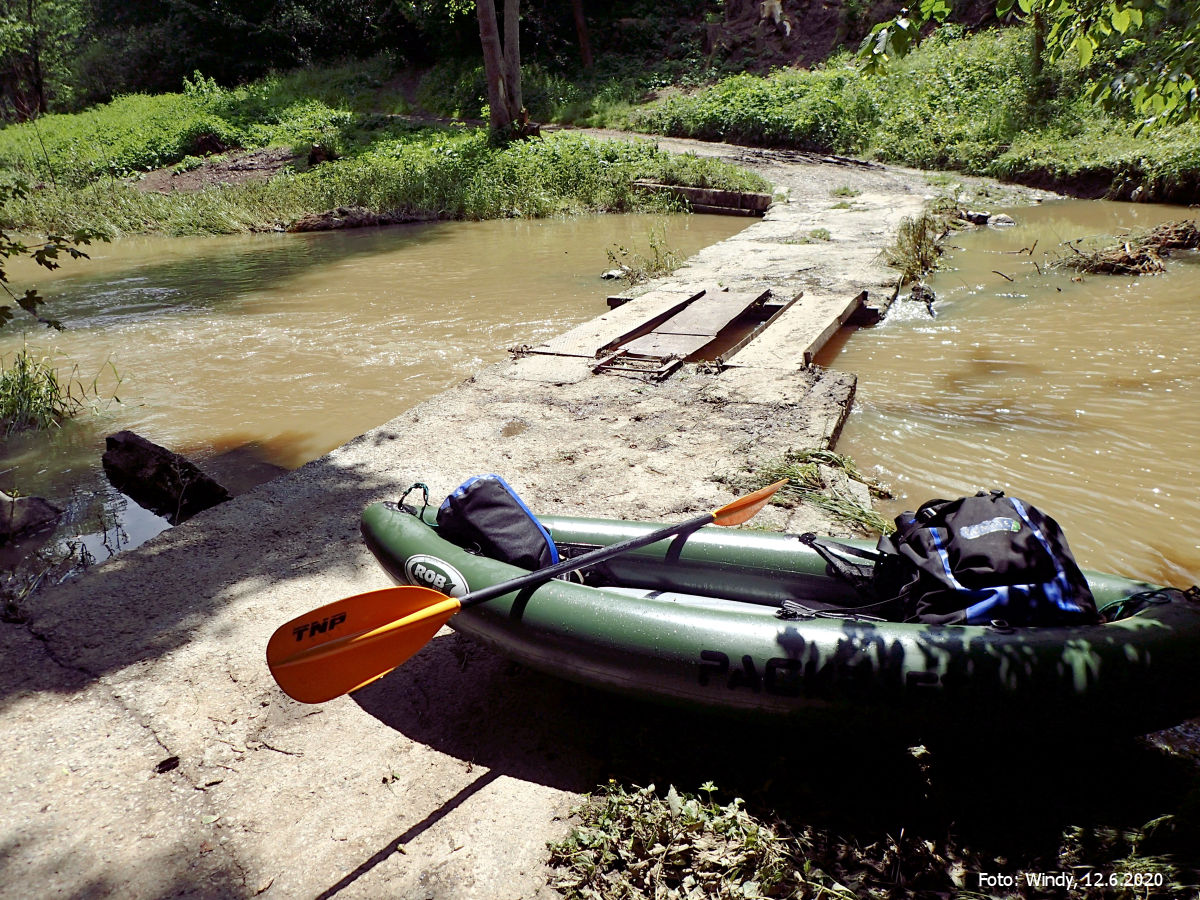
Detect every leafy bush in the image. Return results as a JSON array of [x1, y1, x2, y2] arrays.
[[0, 94, 235, 186], [633, 67, 878, 152], [415, 60, 489, 119], [866, 29, 1032, 171], [624, 25, 1200, 200]]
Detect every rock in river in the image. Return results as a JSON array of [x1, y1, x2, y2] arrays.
[[102, 430, 231, 525], [0, 492, 63, 543]]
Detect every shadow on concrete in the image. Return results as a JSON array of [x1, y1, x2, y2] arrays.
[[355, 628, 1200, 873], [0, 836, 248, 900], [313, 769, 503, 900], [2, 434, 411, 708]]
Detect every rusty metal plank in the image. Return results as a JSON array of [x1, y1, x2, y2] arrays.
[[620, 332, 713, 358]]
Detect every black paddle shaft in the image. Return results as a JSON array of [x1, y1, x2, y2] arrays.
[[458, 512, 711, 609]]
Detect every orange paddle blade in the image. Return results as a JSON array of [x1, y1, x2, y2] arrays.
[[267, 586, 460, 704], [711, 479, 787, 526]]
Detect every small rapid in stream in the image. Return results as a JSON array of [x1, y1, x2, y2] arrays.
[[820, 199, 1200, 589]]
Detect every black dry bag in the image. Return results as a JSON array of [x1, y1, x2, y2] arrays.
[[874, 490, 1099, 626], [436, 474, 559, 571]]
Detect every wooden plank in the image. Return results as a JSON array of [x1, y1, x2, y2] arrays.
[[595, 287, 710, 355], [725, 291, 866, 370], [653, 289, 769, 337], [530, 286, 709, 358], [717, 291, 802, 362]]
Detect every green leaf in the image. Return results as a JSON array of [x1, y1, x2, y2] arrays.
[[1111, 8, 1131, 33], [1072, 32, 1096, 67]]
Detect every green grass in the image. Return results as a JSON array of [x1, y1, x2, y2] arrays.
[[0, 53, 770, 237], [605, 226, 683, 285], [625, 26, 1200, 202], [0, 127, 769, 237], [0, 57, 409, 188], [0, 348, 103, 434]]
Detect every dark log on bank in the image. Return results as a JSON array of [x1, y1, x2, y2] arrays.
[[102, 431, 230, 525], [287, 206, 434, 233], [632, 181, 773, 216], [0, 492, 63, 544]]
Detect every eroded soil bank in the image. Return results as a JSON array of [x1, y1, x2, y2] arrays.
[[0, 138, 1052, 898]]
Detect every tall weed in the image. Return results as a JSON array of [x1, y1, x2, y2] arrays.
[[0, 348, 113, 434]]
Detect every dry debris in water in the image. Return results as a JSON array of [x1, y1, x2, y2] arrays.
[[1057, 220, 1200, 276]]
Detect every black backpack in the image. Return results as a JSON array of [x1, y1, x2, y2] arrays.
[[436, 474, 559, 571], [805, 491, 1100, 627]]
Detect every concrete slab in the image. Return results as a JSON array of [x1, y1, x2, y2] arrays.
[[731, 291, 865, 369]]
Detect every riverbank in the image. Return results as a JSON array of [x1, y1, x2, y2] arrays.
[[0, 140, 1036, 898], [4, 25, 1199, 241]]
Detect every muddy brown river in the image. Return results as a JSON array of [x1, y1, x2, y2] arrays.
[[819, 200, 1199, 589], [5, 200, 1198, 592], [1, 213, 747, 558]]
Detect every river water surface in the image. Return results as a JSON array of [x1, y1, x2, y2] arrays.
[[2, 213, 747, 560], [819, 200, 1199, 589]]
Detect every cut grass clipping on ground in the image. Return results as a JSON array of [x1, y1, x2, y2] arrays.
[[722, 449, 893, 535], [548, 782, 856, 900], [549, 778, 1196, 900]]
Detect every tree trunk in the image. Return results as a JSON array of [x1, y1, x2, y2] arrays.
[[476, 0, 510, 132], [1031, 8, 1045, 80], [571, 0, 593, 71], [25, 0, 46, 115], [502, 0, 522, 116]]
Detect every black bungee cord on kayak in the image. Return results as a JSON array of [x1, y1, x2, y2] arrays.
[[775, 599, 889, 622], [398, 482, 431, 519], [1097, 585, 1200, 623]]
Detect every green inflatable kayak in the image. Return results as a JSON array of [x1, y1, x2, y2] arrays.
[[361, 501, 1200, 737]]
